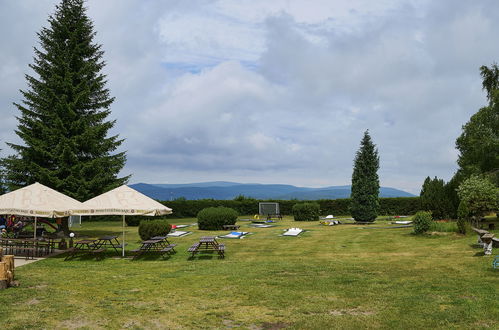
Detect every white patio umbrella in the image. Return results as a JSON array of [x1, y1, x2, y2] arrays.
[[72, 185, 173, 257], [0, 182, 83, 239]]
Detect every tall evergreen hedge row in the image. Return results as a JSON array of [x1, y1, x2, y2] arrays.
[[144, 197, 420, 220]]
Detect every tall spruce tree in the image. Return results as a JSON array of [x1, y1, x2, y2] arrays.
[[350, 130, 380, 222], [4, 0, 129, 201]]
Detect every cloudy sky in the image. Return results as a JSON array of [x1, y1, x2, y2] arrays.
[[1, 0, 497, 194]]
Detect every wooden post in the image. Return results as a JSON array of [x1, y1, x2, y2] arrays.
[[3, 255, 14, 273], [0, 262, 7, 289]]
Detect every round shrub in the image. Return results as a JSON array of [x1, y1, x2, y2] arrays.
[[197, 207, 238, 230], [412, 211, 433, 234], [138, 219, 172, 240], [292, 202, 320, 221]]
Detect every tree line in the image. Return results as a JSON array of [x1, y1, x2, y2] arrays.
[[420, 64, 499, 226]]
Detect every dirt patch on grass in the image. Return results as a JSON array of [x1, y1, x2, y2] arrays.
[[26, 298, 40, 305], [222, 319, 242, 328], [329, 308, 374, 316], [59, 317, 101, 329], [261, 321, 290, 329]]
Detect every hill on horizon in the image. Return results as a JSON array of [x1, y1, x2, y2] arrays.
[[130, 181, 415, 201]]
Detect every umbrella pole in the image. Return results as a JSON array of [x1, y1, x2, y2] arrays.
[[33, 217, 37, 239], [122, 215, 125, 257], [34, 216, 37, 240]]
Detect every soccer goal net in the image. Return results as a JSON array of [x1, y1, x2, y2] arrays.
[[259, 202, 280, 216]]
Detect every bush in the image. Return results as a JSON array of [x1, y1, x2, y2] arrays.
[[292, 202, 320, 221], [138, 219, 172, 240], [413, 211, 433, 234], [197, 207, 238, 230]]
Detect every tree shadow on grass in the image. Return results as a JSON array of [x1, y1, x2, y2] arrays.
[[74, 230, 123, 238], [188, 254, 223, 261]]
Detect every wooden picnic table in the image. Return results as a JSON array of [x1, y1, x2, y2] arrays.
[[64, 239, 106, 260], [188, 236, 225, 259], [94, 235, 122, 255], [131, 236, 177, 259]]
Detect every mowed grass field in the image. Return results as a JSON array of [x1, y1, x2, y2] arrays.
[[0, 217, 497, 329]]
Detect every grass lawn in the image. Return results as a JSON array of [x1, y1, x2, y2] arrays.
[[0, 216, 497, 329]]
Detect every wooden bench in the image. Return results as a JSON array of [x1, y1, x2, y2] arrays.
[[65, 247, 106, 260], [88, 248, 106, 260], [217, 244, 225, 258], [161, 244, 177, 257], [188, 243, 200, 253]]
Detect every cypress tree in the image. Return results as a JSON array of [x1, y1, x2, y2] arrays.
[[4, 0, 129, 201], [350, 130, 380, 222]]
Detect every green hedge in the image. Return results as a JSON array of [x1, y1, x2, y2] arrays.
[[155, 197, 420, 218], [138, 219, 172, 240], [124, 216, 171, 226], [292, 202, 320, 221], [197, 207, 238, 230]]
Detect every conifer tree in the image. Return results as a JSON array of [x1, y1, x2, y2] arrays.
[[4, 0, 129, 201], [420, 176, 454, 220], [0, 149, 5, 194], [350, 130, 380, 222]]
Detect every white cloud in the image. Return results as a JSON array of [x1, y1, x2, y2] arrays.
[[1, 0, 498, 194]]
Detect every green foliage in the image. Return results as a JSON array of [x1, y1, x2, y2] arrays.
[[444, 174, 461, 219], [233, 194, 256, 201], [3, 0, 128, 200], [0, 153, 5, 194], [428, 221, 458, 233], [457, 175, 498, 218], [125, 216, 169, 226], [155, 197, 420, 219], [350, 130, 380, 222], [480, 64, 499, 101], [457, 201, 470, 235], [138, 219, 172, 240], [292, 202, 320, 221], [420, 176, 454, 220], [197, 207, 238, 230], [458, 176, 498, 217], [413, 211, 433, 234], [455, 65, 499, 186]]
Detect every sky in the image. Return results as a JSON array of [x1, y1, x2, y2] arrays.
[[0, 0, 498, 194]]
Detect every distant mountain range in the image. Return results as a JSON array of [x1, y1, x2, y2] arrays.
[[130, 181, 415, 201]]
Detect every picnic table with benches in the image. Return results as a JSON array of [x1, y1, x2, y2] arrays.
[[93, 235, 123, 255], [188, 236, 225, 259], [65, 239, 107, 260], [131, 236, 177, 259]]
